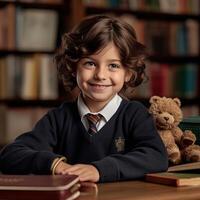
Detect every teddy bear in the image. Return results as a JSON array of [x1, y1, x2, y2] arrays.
[[149, 96, 200, 165]]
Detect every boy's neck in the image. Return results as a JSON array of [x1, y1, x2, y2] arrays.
[[82, 95, 115, 113], [85, 100, 108, 113]]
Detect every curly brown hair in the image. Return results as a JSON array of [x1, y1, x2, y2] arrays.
[[55, 15, 147, 96]]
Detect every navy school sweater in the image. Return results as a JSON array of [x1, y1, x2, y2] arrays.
[[0, 99, 168, 182]]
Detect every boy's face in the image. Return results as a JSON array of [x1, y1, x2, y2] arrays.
[[76, 43, 132, 112]]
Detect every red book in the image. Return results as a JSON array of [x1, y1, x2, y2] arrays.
[[0, 175, 80, 200]]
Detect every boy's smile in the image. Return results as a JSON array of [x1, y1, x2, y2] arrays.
[[76, 43, 132, 112], [88, 82, 112, 92]]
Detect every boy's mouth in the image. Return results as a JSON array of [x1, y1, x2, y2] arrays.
[[89, 82, 112, 87], [88, 83, 112, 91]]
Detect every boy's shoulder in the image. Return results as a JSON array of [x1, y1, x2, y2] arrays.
[[119, 99, 150, 120], [121, 99, 147, 112], [48, 101, 78, 117], [59, 101, 77, 109]]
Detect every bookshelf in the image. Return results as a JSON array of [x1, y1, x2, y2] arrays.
[[0, 0, 200, 147], [72, 0, 200, 116], [0, 0, 72, 147]]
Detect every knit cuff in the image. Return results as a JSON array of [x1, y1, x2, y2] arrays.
[[34, 151, 64, 174], [91, 157, 119, 182]]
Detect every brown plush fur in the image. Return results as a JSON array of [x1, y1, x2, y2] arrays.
[[149, 96, 200, 165]]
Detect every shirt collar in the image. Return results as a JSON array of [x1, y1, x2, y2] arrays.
[[77, 94, 122, 122]]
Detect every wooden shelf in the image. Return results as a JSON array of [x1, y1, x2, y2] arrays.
[[0, 49, 56, 55], [148, 55, 200, 64], [0, 1, 64, 10], [85, 6, 200, 21]]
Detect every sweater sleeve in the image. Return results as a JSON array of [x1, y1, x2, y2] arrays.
[[92, 104, 168, 182], [0, 110, 63, 174]]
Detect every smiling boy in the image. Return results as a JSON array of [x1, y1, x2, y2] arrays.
[[0, 15, 168, 182]]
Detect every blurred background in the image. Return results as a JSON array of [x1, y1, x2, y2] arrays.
[[0, 0, 199, 147]]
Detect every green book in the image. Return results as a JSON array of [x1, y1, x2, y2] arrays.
[[146, 172, 200, 187]]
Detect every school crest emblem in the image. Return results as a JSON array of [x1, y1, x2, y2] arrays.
[[115, 137, 125, 152]]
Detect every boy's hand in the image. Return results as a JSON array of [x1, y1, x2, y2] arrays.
[[54, 161, 72, 175], [61, 164, 100, 182]]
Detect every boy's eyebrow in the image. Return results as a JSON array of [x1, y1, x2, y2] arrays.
[[107, 59, 121, 62], [82, 57, 121, 62]]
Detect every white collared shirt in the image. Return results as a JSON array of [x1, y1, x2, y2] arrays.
[[78, 94, 122, 131]]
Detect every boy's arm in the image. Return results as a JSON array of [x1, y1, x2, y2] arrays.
[[0, 110, 63, 174], [91, 110, 168, 183]]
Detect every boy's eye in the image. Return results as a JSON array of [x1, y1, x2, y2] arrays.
[[108, 63, 120, 70], [83, 61, 95, 68]]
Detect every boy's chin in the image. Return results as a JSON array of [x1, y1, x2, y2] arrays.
[[84, 94, 115, 103]]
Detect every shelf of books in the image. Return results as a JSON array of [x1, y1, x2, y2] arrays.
[[80, 0, 200, 116], [0, 0, 200, 147], [0, 0, 70, 147]]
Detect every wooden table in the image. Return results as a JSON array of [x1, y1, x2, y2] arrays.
[[78, 181, 200, 200]]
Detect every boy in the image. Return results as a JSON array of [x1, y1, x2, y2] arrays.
[[0, 15, 168, 182]]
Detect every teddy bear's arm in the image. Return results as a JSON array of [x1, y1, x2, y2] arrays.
[[171, 127, 183, 145]]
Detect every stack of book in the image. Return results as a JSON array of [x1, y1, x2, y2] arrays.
[[0, 175, 81, 200]]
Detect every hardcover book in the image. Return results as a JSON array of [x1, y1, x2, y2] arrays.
[[16, 8, 58, 51], [146, 171, 200, 187], [146, 162, 200, 187], [0, 175, 80, 200], [168, 161, 200, 172]]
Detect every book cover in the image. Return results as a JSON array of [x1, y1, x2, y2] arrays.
[[176, 23, 187, 55], [0, 58, 7, 98], [150, 62, 164, 96], [168, 161, 200, 172], [0, 105, 7, 146], [169, 22, 178, 55], [146, 171, 200, 187], [0, 8, 4, 49], [0, 174, 79, 191], [5, 55, 17, 98], [16, 8, 58, 51], [186, 19, 199, 56], [183, 64, 198, 99], [0, 175, 80, 200], [5, 3, 16, 50], [39, 54, 58, 100], [0, 189, 80, 200], [21, 56, 39, 100]]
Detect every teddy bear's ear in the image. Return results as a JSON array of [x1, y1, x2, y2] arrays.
[[173, 98, 181, 107], [150, 96, 161, 104]]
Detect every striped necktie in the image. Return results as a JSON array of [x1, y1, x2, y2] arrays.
[[86, 113, 102, 134]]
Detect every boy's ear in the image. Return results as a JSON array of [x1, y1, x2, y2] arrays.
[[125, 70, 133, 82]]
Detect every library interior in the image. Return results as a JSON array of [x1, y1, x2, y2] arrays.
[[0, 0, 199, 149]]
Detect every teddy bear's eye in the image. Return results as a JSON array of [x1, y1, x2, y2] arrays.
[[158, 111, 162, 114]]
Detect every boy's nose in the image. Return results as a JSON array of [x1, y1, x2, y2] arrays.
[[94, 67, 107, 80]]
